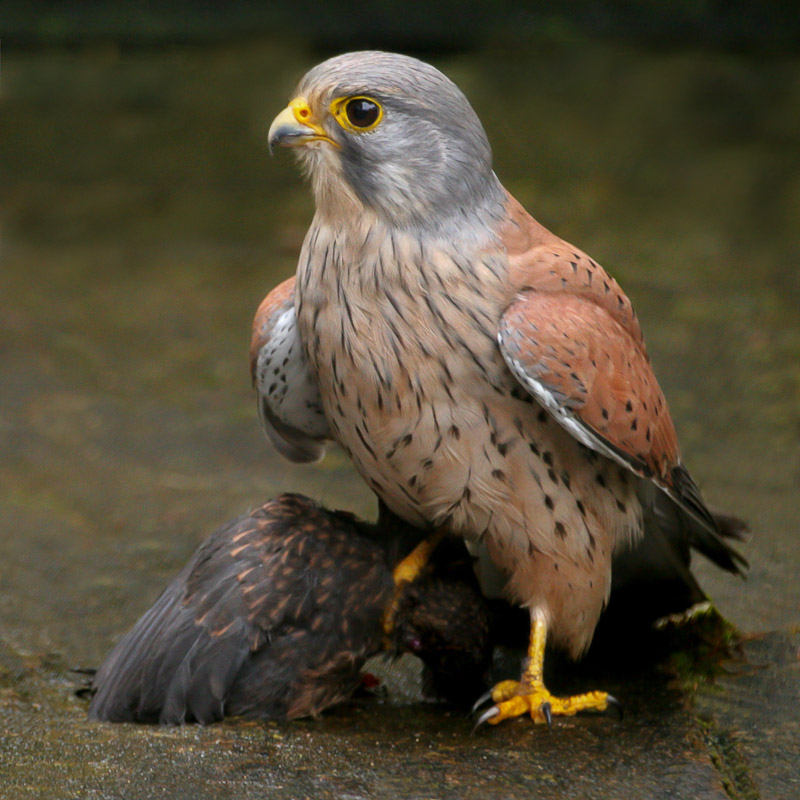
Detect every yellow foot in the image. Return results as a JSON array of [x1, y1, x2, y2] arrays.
[[382, 530, 445, 649], [473, 679, 620, 728]]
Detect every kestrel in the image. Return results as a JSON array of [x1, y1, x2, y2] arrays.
[[88, 494, 491, 724], [256, 52, 746, 725]]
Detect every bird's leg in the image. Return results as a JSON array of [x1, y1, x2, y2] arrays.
[[475, 609, 618, 726], [382, 529, 446, 648]]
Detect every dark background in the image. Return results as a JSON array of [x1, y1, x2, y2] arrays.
[[6, 0, 800, 51], [2, 3, 799, 797]]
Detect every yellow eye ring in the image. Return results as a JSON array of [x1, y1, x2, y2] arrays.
[[330, 96, 383, 133]]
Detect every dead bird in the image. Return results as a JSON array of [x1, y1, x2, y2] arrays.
[[86, 494, 491, 724], [85, 492, 746, 724]]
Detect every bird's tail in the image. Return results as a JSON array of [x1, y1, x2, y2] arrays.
[[708, 508, 750, 548], [607, 483, 750, 625], [664, 463, 749, 575]]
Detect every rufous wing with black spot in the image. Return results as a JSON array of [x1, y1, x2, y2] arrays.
[[497, 194, 745, 572], [497, 291, 749, 571], [499, 290, 679, 487]]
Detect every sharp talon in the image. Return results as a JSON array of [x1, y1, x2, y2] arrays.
[[471, 689, 494, 714], [473, 706, 500, 730], [541, 701, 553, 730], [606, 694, 623, 721]]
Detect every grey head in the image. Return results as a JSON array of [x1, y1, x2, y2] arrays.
[[269, 51, 505, 234]]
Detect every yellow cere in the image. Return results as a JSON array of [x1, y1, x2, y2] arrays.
[[272, 96, 339, 149], [289, 96, 316, 125]]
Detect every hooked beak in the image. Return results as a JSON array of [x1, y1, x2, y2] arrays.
[[268, 97, 339, 154]]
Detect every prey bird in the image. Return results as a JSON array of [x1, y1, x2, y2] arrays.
[[87, 494, 491, 724], [256, 51, 746, 726]]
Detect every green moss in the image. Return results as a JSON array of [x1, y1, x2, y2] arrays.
[[694, 718, 760, 800], [659, 604, 743, 692]]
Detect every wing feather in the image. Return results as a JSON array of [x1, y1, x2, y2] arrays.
[[499, 290, 678, 483], [250, 277, 330, 463], [496, 195, 745, 572]]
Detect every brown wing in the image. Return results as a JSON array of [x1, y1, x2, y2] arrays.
[[500, 290, 678, 483], [251, 277, 330, 463], [500, 193, 646, 346], [89, 495, 394, 724], [497, 193, 737, 553]]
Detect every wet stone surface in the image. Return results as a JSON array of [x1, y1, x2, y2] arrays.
[[2, 37, 799, 799], [0, 639, 728, 800], [695, 631, 800, 800]]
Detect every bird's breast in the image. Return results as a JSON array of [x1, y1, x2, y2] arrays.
[[295, 221, 520, 526], [295, 221, 640, 574]]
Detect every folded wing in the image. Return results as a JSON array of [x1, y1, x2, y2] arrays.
[[250, 277, 330, 463], [496, 198, 746, 575]]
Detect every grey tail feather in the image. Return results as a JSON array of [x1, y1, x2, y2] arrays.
[[709, 509, 751, 543], [666, 464, 749, 575], [668, 463, 720, 532], [687, 509, 748, 575]]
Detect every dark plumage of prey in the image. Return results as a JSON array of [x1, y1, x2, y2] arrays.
[[87, 495, 491, 724]]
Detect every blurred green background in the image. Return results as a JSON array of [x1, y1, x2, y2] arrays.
[[5, 0, 800, 50], [1, 3, 799, 796], [3, 0, 799, 670]]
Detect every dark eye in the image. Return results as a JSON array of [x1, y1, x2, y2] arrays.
[[331, 95, 383, 133], [345, 98, 380, 128]]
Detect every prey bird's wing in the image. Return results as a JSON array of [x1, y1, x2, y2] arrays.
[[496, 195, 746, 573], [88, 495, 392, 724], [251, 277, 330, 463]]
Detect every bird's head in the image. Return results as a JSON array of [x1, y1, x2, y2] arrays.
[[268, 51, 504, 234], [392, 575, 492, 705]]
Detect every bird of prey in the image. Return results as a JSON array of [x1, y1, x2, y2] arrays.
[[257, 52, 746, 726], [87, 494, 491, 724]]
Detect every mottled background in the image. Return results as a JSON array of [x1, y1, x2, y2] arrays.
[[1, 3, 799, 797]]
